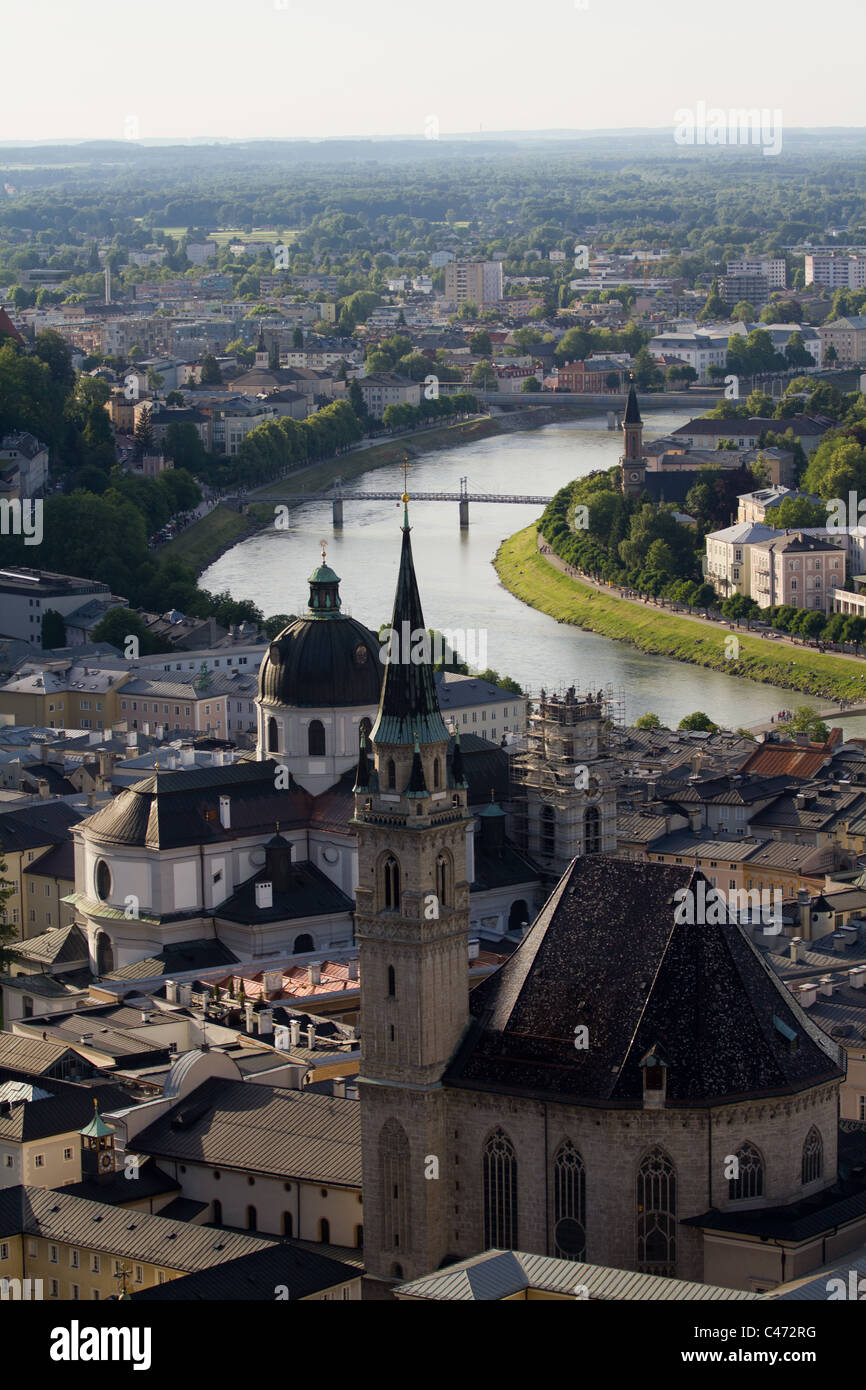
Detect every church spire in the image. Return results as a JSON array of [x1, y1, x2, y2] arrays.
[[370, 502, 449, 747], [623, 381, 641, 425]]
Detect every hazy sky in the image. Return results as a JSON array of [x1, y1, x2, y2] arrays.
[[6, 0, 864, 143]]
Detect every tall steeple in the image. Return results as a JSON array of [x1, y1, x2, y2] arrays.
[[621, 381, 646, 498], [370, 504, 450, 748], [353, 499, 472, 1283]]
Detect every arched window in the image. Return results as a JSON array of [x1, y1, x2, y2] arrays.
[[729, 1143, 764, 1201], [436, 853, 448, 908], [387, 965, 396, 997], [802, 1127, 823, 1185], [541, 805, 555, 857], [380, 1119, 410, 1253], [212, 1198, 222, 1224], [247, 1205, 257, 1231], [308, 719, 326, 756], [584, 805, 601, 854], [391, 1263, 403, 1280], [384, 857, 400, 910], [293, 933, 314, 954], [359, 717, 372, 744], [483, 1128, 517, 1250], [433, 757, 441, 789], [355, 1224, 364, 1249], [282, 1211, 293, 1238], [267, 716, 278, 752], [636, 1148, 676, 1274], [508, 899, 529, 932], [387, 758, 396, 790], [553, 1140, 586, 1261], [319, 1218, 330, 1244]]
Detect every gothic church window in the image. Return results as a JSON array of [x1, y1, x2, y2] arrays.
[[553, 1140, 586, 1261], [802, 1127, 823, 1185], [387, 759, 396, 790], [384, 857, 400, 909], [388, 965, 396, 997], [483, 1128, 518, 1250], [636, 1147, 676, 1274], [436, 854, 449, 907], [729, 1142, 763, 1201]]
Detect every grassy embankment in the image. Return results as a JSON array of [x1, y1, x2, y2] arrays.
[[494, 524, 866, 704], [160, 504, 258, 571]]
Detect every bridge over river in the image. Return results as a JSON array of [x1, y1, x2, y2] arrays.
[[254, 478, 553, 527]]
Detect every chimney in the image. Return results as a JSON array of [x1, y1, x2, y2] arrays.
[[333, 1078, 346, 1099], [255, 881, 273, 910], [180, 744, 195, 768], [178, 984, 192, 1007], [790, 937, 802, 964], [468, 938, 480, 961], [165, 979, 178, 1003], [819, 975, 834, 997], [263, 970, 282, 993], [308, 961, 321, 985], [37, 778, 50, 799], [245, 1002, 255, 1032], [289, 1018, 301, 1047], [258, 1008, 273, 1037], [306, 1025, 316, 1049], [797, 982, 817, 1008], [347, 959, 359, 981], [848, 966, 866, 990], [127, 731, 138, 749], [219, 795, 230, 830], [798, 890, 812, 939], [80, 1032, 93, 1045]]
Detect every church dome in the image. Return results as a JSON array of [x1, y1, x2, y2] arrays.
[[257, 555, 382, 710]]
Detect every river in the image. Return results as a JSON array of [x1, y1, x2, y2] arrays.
[[201, 409, 800, 729]]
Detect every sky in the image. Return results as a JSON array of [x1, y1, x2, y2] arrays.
[[4, 0, 864, 143]]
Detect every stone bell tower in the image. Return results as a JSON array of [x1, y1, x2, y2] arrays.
[[352, 495, 471, 1283], [621, 382, 646, 499]]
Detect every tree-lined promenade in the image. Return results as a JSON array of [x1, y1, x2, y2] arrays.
[[494, 525, 866, 706]]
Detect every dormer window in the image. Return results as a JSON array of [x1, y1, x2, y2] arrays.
[[639, 1045, 668, 1108]]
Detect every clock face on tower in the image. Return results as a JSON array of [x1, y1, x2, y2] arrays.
[[629, 471, 641, 482], [586, 776, 601, 799], [98, 1151, 113, 1173]]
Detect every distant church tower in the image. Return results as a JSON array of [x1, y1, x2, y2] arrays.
[[254, 329, 269, 369], [353, 495, 472, 1283], [79, 1100, 117, 1183], [621, 383, 646, 499]]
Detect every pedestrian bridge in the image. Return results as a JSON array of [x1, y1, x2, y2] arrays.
[[255, 484, 553, 527]]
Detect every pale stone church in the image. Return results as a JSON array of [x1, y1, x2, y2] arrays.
[[354, 499, 859, 1294]]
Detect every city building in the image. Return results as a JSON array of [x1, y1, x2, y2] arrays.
[[726, 258, 787, 289], [444, 261, 504, 305], [704, 522, 779, 598], [750, 531, 845, 613], [819, 316, 866, 365]]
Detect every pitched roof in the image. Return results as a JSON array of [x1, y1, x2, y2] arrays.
[[0, 1033, 82, 1077], [0, 1184, 275, 1270], [445, 856, 843, 1106], [0, 1070, 132, 1143], [130, 1241, 359, 1300], [0, 800, 81, 853], [132, 1077, 362, 1185]]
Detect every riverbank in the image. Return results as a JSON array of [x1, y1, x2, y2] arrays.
[[494, 525, 866, 705], [174, 407, 582, 576]]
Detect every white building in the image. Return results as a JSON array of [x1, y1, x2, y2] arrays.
[[726, 257, 787, 288], [704, 522, 779, 599], [647, 332, 728, 383], [805, 253, 866, 290]]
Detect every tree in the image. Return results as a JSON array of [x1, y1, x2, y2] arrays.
[[133, 406, 153, 462], [469, 330, 492, 356], [165, 390, 185, 407], [825, 344, 838, 365], [470, 361, 497, 389], [666, 363, 698, 388], [678, 711, 719, 732], [635, 712, 663, 729], [699, 278, 726, 322], [41, 609, 66, 649], [0, 855, 17, 972], [199, 354, 222, 385], [784, 332, 813, 369], [292, 326, 304, 350], [522, 376, 540, 392], [90, 606, 167, 655], [632, 347, 662, 390], [787, 705, 829, 743], [730, 300, 756, 322], [262, 613, 295, 639], [772, 497, 827, 528]]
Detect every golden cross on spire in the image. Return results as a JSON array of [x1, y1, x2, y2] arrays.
[[401, 455, 410, 503], [319, 538, 327, 564]]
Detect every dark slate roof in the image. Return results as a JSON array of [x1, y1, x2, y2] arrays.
[[682, 1186, 866, 1243], [0, 1069, 133, 1142], [445, 857, 843, 1107], [0, 1033, 86, 1076], [132, 1077, 362, 1185], [0, 1185, 275, 1269], [472, 842, 539, 891], [458, 734, 510, 804], [216, 860, 354, 925], [370, 507, 450, 747], [0, 801, 81, 853], [130, 1241, 359, 1300], [104, 939, 238, 981], [62, 1160, 180, 1206], [623, 383, 641, 425], [81, 759, 312, 850], [22, 839, 76, 881], [257, 572, 381, 711]]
